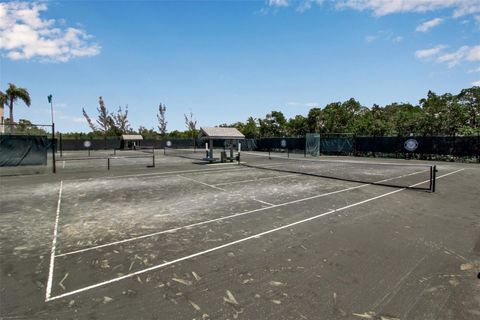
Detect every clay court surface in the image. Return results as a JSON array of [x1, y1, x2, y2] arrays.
[[0, 151, 479, 320]]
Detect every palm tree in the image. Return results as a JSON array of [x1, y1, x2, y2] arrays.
[[0, 91, 6, 133], [5, 83, 31, 125]]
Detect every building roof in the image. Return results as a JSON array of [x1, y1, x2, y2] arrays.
[[121, 134, 143, 140], [198, 127, 245, 140]]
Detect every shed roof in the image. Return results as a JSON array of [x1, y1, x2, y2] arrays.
[[121, 134, 143, 140], [199, 127, 245, 140]]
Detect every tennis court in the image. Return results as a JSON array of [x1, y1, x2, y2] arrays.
[[1, 151, 479, 319]]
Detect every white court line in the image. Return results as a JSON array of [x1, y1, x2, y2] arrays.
[[55, 168, 428, 258], [46, 168, 464, 302], [214, 173, 298, 186], [177, 174, 226, 191], [45, 180, 63, 301], [66, 166, 246, 182], [253, 199, 274, 206]]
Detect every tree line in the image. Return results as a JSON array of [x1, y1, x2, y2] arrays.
[[74, 86, 479, 140], [221, 87, 480, 138], [1, 83, 479, 139]]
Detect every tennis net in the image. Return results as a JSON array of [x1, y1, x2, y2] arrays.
[[240, 152, 436, 191], [164, 147, 222, 161]]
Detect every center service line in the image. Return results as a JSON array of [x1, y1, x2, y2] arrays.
[[45, 168, 464, 302]]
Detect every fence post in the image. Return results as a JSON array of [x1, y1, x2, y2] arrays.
[[432, 165, 437, 192]]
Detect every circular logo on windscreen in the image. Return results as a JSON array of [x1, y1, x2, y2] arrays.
[[166, 140, 172, 147], [404, 139, 418, 152], [83, 141, 91, 148], [280, 139, 287, 148]]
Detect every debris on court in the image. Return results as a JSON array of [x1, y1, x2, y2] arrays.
[[58, 272, 69, 290], [352, 311, 400, 320], [460, 262, 478, 270], [172, 277, 192, 286], [188, 300, 201, 311], [192, 271, 201, 281], [100, 259, 110, 269], [269, 281, 284, 287], [223, 290, 239, 306], [102, 296, 113, 304], [271, 299, 281, 304]]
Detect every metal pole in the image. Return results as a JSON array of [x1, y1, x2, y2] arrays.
[[49, 96, 54, 126], [432, 165, 437, 192], [107, 157, 110, 170], [59, 133, 63, 158], [52, 123, 56, 173], [152, 154, 155, 167]]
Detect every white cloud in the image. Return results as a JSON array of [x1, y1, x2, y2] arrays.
[[267, 0, 324, 12], [59, 115, 86, 124], [472, 80, 480, 86], [415, 45, 447, 59], [267, 0, 290, 7], [437, 45, 470, 67], [0, 2, 100, 62], [416, 17, 444, 32], [468, 66, 480, 73], [336, 0, 480, 17], [467, 45, 480, 61], [365, 35, 378, 43], [393, 36, 403, 43], [437, 45, 480, 67], [453, 3, 480, 17], [365, 30, 403, 44]]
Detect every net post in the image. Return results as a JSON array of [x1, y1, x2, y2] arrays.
[[287, 147, 290, 158], [107, 157, 110, 170], [269, 148, 271, 160], [88, 148, 91, 157], [152, 154, 155, 167], [237, 152, 241, 165], [52, 123, 56, 173], [114, 148, 117, 156]]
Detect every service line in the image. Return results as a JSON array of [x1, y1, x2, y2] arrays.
[[177, 174, 226, 191], [46, 169, 464, 302]]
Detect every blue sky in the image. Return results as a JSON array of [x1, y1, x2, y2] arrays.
[[1, 0, 480, 132]]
